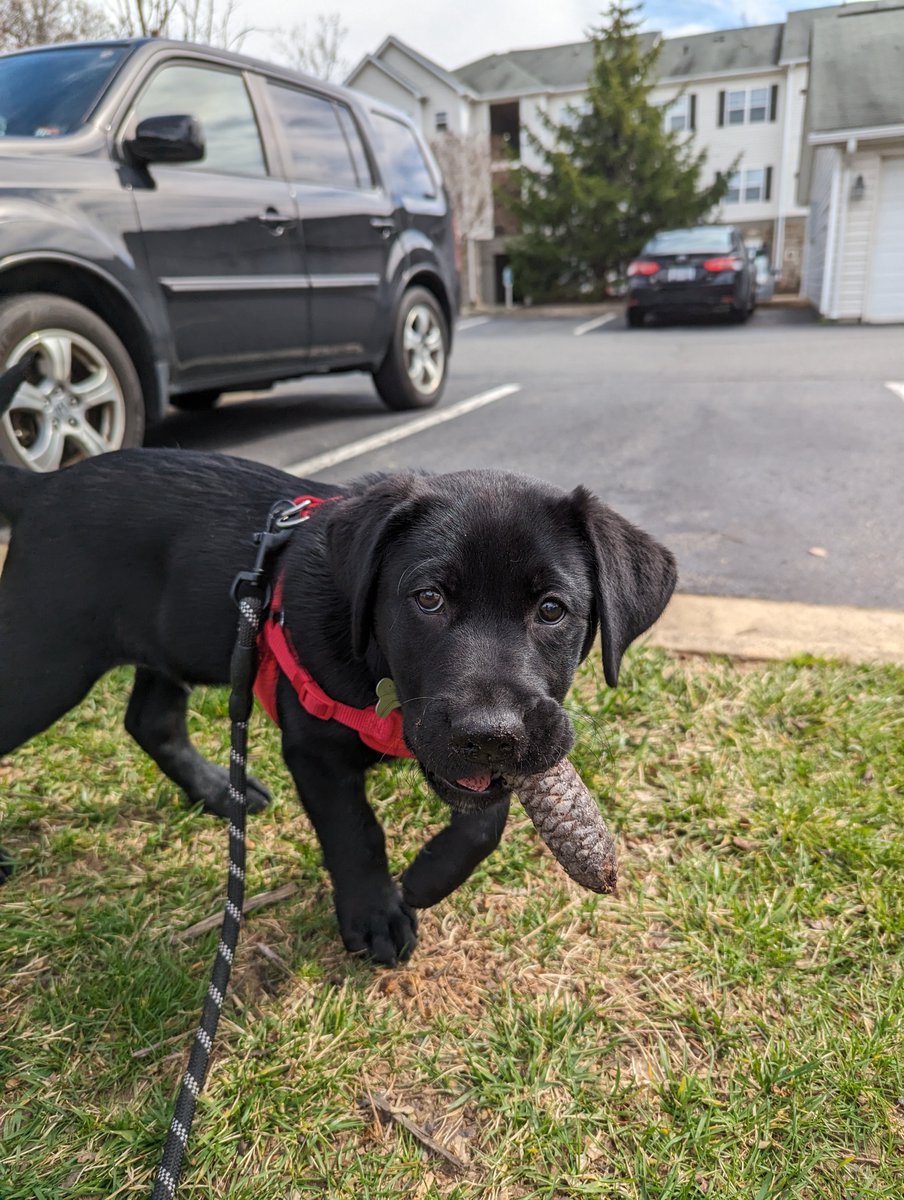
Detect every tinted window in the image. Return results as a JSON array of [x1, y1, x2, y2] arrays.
[[336, 104, 374, 188], [0, 45, 128, 138], [370, 113, 436, 200], [269, 85, 362, 189], [643, 227, 734, 255], [134, 64, 266, 177]]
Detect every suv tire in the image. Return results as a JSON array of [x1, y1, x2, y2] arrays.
[[373, 286, 449, 411], [0, 294, 144, 472]]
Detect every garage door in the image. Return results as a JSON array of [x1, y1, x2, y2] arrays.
[[866, 157, 904, 322]]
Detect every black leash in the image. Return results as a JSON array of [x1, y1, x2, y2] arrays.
[[150, 498, 313, 1199]]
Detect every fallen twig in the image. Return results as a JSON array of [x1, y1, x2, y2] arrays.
[[178, 882, 297, 940], [361, 1091, 469, 1173]]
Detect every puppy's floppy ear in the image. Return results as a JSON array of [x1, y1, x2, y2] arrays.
[[327, 474, 425, 658], [569, 486, 677, 687]]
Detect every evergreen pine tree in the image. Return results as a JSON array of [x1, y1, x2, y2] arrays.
[[507, 1, 733, 302]]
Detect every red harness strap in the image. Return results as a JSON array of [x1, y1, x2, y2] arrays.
[[253, 496, 414, 760]]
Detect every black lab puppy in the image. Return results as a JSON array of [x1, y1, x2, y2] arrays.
[[0, 450, 676, 964]]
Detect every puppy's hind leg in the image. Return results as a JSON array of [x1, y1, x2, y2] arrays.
[[124, 667, 271, 819]]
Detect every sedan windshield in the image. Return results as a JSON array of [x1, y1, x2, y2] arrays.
[[643, 227, 734, 255], [0, 44, 129, 138]]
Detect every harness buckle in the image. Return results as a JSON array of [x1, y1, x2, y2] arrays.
[[230, 499, 301, 609]]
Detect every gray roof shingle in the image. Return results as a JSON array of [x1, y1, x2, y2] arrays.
[[781, 0, 904, 61], [453, 22, 788, 96], [657, 23, 783, 77], [806, 7, 904, 131]]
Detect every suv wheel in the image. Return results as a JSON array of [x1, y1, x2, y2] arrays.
[[0, 294, 144, 472], [373, 287, 449, 411]]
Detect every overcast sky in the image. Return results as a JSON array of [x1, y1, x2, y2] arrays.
[[243, 1, 835, 77]]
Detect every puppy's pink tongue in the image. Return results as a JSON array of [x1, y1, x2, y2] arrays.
[[456, 772, 493, 792]]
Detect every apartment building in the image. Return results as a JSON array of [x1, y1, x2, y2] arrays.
[[347, 3, 903, 309]]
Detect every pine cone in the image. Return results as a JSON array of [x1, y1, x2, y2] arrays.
[[506, 759, 618, 894]]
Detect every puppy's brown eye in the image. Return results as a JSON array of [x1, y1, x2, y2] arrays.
[[414, 589, 444, 614], [538, 598, 566, 624]]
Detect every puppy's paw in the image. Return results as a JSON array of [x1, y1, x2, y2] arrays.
[[336, 883, 418, 967], [194, 773, 272, 819]]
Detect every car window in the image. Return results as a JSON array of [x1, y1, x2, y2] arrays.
[[0, 44, 129, 138], [369, 112, 437, 200], [132, 64, 266, 177], [643, 227, 734, 255], [335, 104, 375, 189], [267, 84, 365, 189]]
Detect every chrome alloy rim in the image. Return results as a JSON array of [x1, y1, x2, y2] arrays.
[[403, 304, 445, 396], [2, 329, 127, 472]]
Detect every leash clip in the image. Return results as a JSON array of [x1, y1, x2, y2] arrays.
[[230, 499, 304, 609]]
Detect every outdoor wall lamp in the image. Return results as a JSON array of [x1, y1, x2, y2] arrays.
[[850, 173, 866, 201]]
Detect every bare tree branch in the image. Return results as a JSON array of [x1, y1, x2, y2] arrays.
[[272, 11, 348, 81], [0, 0, 111, 50]]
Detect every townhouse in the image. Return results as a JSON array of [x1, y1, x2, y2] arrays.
[[347, 3, 904, 316]]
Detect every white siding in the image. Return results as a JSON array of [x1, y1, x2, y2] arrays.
[[380, 46, 466, 134], [864, 153, 904, 322], [801, 146, 838, 307], [835, 150, 882, 319], [348, 62, 421, 122], [651, 72, 786, 224]]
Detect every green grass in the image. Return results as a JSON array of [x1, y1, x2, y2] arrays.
[[1, 649, 902, 1198]]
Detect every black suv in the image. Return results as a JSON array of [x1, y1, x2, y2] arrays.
[[0, 40, 460, 471]]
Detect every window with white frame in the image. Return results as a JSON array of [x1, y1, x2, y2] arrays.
[[434, 111, 448, 132], [727, 90, 746, 125], [724, 166, 771, 204], [722, 85, 775, 126], [743, 166, 765, 202], [749, 87, 769, 123], [664, 93, 691, 133]]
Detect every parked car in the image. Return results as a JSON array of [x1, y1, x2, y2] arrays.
[[625, 225, 755, 327], [0, 39, 460, 472]]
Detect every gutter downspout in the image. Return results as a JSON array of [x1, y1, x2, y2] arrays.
[[819, 148, 843, 317]]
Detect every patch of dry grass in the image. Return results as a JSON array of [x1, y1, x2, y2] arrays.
[[1, 649, 902, 1197]]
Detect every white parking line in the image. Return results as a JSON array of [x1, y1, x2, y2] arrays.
[[573, 313, 616, 336], [286, 384, 522, 477], [457, 316, 491, 331], [885, 382, 904, 403]]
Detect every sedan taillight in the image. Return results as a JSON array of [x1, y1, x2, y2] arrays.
[[703, 256, 745, 272], [627, 260, 660, 277]]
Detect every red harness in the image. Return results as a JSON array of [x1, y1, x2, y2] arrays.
[[253, 496, 414, 760]]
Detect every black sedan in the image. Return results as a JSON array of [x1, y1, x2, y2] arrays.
[[626, 226, 756, 327]]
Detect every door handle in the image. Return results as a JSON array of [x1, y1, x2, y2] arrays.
[[370, 217, 396, 238], [258, 207, 289, 236]]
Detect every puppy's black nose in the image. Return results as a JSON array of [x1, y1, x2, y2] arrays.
[[450, 712, 525, 765]]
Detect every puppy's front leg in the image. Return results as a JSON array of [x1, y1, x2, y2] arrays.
[[281, 730, 417, 967], [401, 800, 510, 909]]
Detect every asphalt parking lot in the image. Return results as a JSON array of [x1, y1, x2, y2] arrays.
[[148, 306, 904, 611]]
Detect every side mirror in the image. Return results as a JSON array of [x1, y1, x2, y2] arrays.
[[128, 114, 205, 164]]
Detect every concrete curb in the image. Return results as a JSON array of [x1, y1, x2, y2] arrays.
[[647, 593, 904, 666], [1, 543, 900, 666]]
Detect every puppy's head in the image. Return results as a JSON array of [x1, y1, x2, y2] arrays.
[[329, 471, 676, 811]]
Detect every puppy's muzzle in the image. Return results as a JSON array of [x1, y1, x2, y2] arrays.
[[449, 709, 526, 768]]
